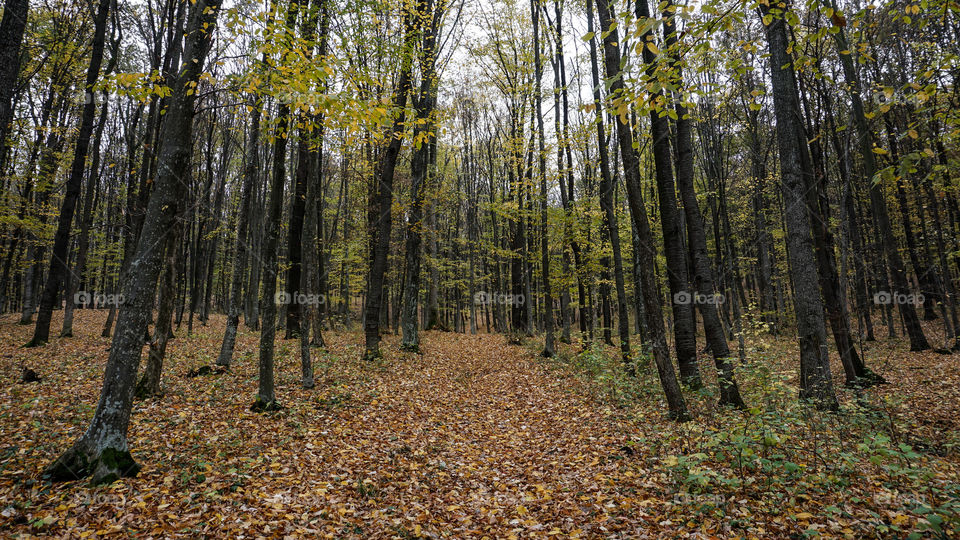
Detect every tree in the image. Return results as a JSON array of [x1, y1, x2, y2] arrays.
[[253, 0, 303, 411], [43, 0, 224, 483], [823, 0, 930, 352], [634, 0, 699, 387], [27, 0, 111, 347], [217, 97, 260, 367], [594, 0, 689, 421], [531, 0, 554, 357], [759, 2, 838, 410], [661, 0, 744, 407], [0, 0, 29, 179], [400, 0, 445, 351], [585, 0, 630, 362], [363, 1, 416, 360]]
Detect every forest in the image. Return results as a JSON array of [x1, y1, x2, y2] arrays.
[[1, 0, 959, 536]]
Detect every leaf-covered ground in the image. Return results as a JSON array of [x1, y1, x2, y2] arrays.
[[1, 311, 958, 538]]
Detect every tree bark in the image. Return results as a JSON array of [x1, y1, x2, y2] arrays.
[[595, 0, 689, 421], [759, 3, 838, 410], [532, 0, 554, 357], [43, 0, 222, 483]]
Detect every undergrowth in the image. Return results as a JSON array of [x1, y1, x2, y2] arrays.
[[542, 337, 960, 538]]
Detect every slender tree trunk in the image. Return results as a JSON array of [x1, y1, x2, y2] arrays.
[[595, 0, 689, 421], [586, 0, 630, 362], [759, 3, 838, 410], [0, 0, 28, 179], [531, 0, 554, 357], [217, 98, 260, 367], [824, 0, 929, 351], [28, 0, 111, 346], [63, 89, 111, 337], [135, 217, 182, 399], [662, 0, 743, 406], [633, 0, 698, 385], [401, 0, 443, 351], [363, 6, 415, 360]]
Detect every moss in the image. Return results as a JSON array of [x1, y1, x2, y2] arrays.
[[91, 471, 119, 486], [90, 448, 140, 485], [250, 397, 283, 413]]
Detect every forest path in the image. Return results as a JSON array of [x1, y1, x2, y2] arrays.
[[319, 330, 653, 537]]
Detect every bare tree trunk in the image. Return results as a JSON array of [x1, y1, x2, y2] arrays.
[[43, 0, 222, 483], [135, 218, 182, 399], [595, 0, 689, 421], [759, 3, 838, 410]]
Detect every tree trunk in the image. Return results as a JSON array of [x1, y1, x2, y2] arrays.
[[824, 0, 929, 351], [28, 0, 111, 346], [586, 0, 630, 362], [401, 0, 442, 351], [532, 0, 554, 357], [663, 0, 743, 407], [760, 3, 838, 410], [363, 5, 415, 360], [217, 98, 260, 367], [634, 0, 699, 387], [43, 0, 222, 483], [595, 0, 689, 421], [135, 217, 182, 399], [0, 0, 28, 179]]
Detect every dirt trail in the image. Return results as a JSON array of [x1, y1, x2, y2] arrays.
[[332, 332, 648, 537]]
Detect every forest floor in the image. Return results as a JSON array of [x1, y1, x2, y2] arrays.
[[0, 311, 959, 538]]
